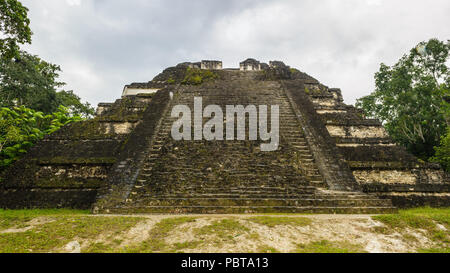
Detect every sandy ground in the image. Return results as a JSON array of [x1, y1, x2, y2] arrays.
[[1, 214, 442, 253], [74, 214, 438, 253]]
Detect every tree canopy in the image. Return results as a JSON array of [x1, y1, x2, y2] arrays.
[[356, 38, 450, 160], [0, 50, 95, 117], [0, 105, 83, 170], [0, 0, 32, 60], [0, 1, 94, 172], [0, 50, 63, 113]]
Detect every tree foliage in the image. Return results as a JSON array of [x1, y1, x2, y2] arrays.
[[0, 0, 32, 60], [0, 105, 82, 170], [0, 1, 94, 174], [0, 50, 63, 113], [431, 128, 450, 172], [55, 90, 95, 118], [356, 39, 450, 160], [0, 50, 95, 117]]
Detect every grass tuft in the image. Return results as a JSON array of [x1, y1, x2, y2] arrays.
[[247, 216, 312, 227], [294, 240, 366, 253], [126, 217, 196, 253], [372, 207, 450, 250]]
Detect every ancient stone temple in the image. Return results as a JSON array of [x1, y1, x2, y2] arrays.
[[1, 59, 449, 213]]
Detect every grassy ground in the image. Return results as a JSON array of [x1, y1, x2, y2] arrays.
[[372, 207, 450, 253], [0, 208, 448, 253]]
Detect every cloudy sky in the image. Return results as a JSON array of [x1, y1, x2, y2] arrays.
[[21, 0, 450, 107]]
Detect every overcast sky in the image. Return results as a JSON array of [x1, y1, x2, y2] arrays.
[[21, 0, 450, 107]]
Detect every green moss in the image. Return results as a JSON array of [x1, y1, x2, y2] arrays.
[[347, 161, 415, 169], [35, 178, 105, 188], [136, 93, 154, 98], [181, 68, 218, 85], [247, 216, 312, 227], [38, 157, 117, 165], [96, 97, 143, 122]]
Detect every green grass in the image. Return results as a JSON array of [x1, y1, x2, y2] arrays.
[[0, 209, 89, 231], [372, 207, 449, 232], [126, 217, 197, 253], [373, 207, 450, 230], [0, 215, 143, 253], [372, 207, 450, 250], [194, 219, 250, 247], [294, 240, 366, 253], [1, 208, 449, 253], [172, 240, 202, 251], [195, 219, 249, 239], [256, 245, 280, 253], [247, 216, 312, 227], [418, 247, 450, 253]]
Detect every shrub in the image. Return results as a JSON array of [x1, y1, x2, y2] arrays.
[[0, 105, 82, 170], [181, 68, 218, 85], [431, 128, 450, 172]]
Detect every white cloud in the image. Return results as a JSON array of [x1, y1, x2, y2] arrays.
[[366, 0, 382, 6], [66, 0, 81, 6], [19, 0, 450, 106]]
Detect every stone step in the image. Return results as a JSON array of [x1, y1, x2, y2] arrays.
[[132, 198, 393, 208], [132, 192, 381, 199], [105, 205, 397, 214], [135, 187, 317, 195], [136, 185, 317, 193]]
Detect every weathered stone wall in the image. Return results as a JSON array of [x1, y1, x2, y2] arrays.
[[240, 58, 261, 71], [281, 80, 360, 191], [93, 88, 173, 212], [304, 79, 450, 207], [0, 94, 152, 209], [201, 60, 222, 70]]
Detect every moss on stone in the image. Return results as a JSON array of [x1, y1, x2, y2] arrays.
[[347, 161, 419, 169], [38, 157, 117, 165], [181, 68, 218, 85], [35, 178, 106, 188]]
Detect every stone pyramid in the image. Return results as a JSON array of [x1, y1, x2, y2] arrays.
[[1, 59, 449, 213]]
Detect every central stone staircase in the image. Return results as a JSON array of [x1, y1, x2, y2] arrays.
[[99, 71, 396, 214]]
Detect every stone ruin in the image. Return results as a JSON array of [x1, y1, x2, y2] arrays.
[[1, 59, 449, 213]]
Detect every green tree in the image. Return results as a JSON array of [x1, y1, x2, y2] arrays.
[[0, 50, 63, 113], [356, 39, 450, 160], [0, 105, 82, 170], [0, 51, 94, 117], [431, 128, 450, 172], [0, 0, 32, 60], [56, 90, 95, 118]]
